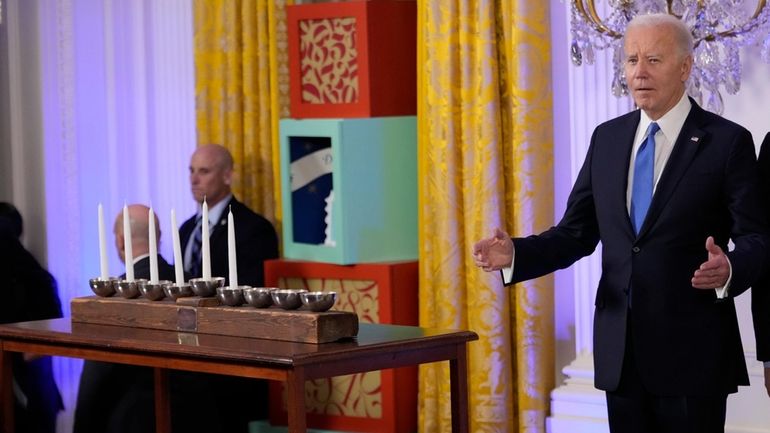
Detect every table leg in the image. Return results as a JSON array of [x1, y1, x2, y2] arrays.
[[450, 343, 470, 433], [0, 346, 12, 433], [286, 368, 307, 433], [153, 368, 171, 433]]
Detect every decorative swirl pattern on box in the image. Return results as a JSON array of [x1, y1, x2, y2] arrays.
[[278, 277, 381, 417], [298, 17, 359, 104]]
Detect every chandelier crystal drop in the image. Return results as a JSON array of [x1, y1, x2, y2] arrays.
[[570, 0, 770, 114]]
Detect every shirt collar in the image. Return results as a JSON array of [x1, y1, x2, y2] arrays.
[[637, 92, 691, 144], [132, 253, 151, 265]]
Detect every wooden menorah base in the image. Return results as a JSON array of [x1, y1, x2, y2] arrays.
[[70, 295, 358, 343]]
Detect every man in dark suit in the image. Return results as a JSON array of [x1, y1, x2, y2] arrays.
[[180, 143, 279, 287], [473, 14, 768, 433], [0, 202, 63, 433], [179, 144, 279, 432], [754, 131, 770, 398], [74, 204, 177, 433]]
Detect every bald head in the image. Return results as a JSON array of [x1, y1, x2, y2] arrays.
[[113, 204, 161, 263], [189, 144, 234, 206]]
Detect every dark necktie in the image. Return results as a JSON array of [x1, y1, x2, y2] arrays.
[[631, 122, 659, 234], [187, 216, 203, 278]]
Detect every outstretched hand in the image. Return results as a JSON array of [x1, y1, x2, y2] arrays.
[[691, 236, 729, 289], [472, 228, 514, 272]]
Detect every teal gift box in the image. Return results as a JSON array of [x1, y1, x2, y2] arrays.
[[249, 420, 341, 433], [279, 116, 417, 264]]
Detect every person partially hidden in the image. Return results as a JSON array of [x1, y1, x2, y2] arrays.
[[0, 202, 64, 433]]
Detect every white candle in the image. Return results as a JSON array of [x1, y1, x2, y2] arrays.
[[201, 199, 211, 280], [148, 206, 159, 283], [227, 208, 238, 288], [123, 204, 134, 281], [170, 209, 185, 285], [97, 203, 109, 279]]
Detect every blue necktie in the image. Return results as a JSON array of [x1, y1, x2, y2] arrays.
[[631, 122, 659, 234]]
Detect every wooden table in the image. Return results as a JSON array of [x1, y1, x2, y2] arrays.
[[0, 318, 477, 433]]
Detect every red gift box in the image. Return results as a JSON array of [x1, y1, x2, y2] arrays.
[[265, 259, 418, 432], [287, 0, 416, 118]]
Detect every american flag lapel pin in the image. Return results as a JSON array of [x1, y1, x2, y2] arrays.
[[691, 136, 699, 142]]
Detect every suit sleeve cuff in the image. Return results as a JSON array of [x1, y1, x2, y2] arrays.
[[501, 249, 515, 285], [714, 256, 733, 299]]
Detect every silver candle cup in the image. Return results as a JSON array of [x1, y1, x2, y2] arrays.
[[138, 280, 170, 301], [115, 279, 147, 299], [300, 291, 337, 312], [163, 283, 194, 300], [271, 289, 308, 310], [243, 287, 276, 308], [88, 277, 118, 297], [189, 277, 225, 297], [217, 286, 247, 307]]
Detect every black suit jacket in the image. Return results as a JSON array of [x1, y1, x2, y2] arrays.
[[132, 254, 177, 282], [180, 196, 278, 287], [510, 100, 768, 396], [753, 131, 770, 363]]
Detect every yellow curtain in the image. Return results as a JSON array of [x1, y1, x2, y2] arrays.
[[418, 1, 554, 432], [194, 0, 292, 227]]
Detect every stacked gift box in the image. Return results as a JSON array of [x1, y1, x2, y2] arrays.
[[268, 1, 418, 432]]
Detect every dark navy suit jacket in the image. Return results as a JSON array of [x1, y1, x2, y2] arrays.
[[180, 196, 278, 287], [753, 131, 770, 364], [510, 100, 768, 396]]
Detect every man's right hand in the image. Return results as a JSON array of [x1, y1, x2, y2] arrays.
[[472, 228, 514, 272]]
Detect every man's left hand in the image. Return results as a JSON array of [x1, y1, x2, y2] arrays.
[[691, 236, 729, 289]]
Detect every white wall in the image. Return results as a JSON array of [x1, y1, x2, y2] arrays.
[[722, 51, 770, 433]]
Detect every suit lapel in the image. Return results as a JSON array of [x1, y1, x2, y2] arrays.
[[636, 105, 705, 239], [607, 112, 640, 237], [133, 257, 151, 279], [210, 198, 234, 244]]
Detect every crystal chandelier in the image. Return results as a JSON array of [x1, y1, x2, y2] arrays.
[[570, 0, 770, 114]]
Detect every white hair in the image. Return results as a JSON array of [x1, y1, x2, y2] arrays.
[[626, 13, 694, 57]]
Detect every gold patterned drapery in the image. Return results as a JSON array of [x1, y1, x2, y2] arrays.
[[194, 0, 292, 226], [418, 1, 554, 432]]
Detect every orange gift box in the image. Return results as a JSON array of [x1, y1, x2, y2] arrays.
[[265, 259, 418, 432], [287, 1, 417, 118]]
